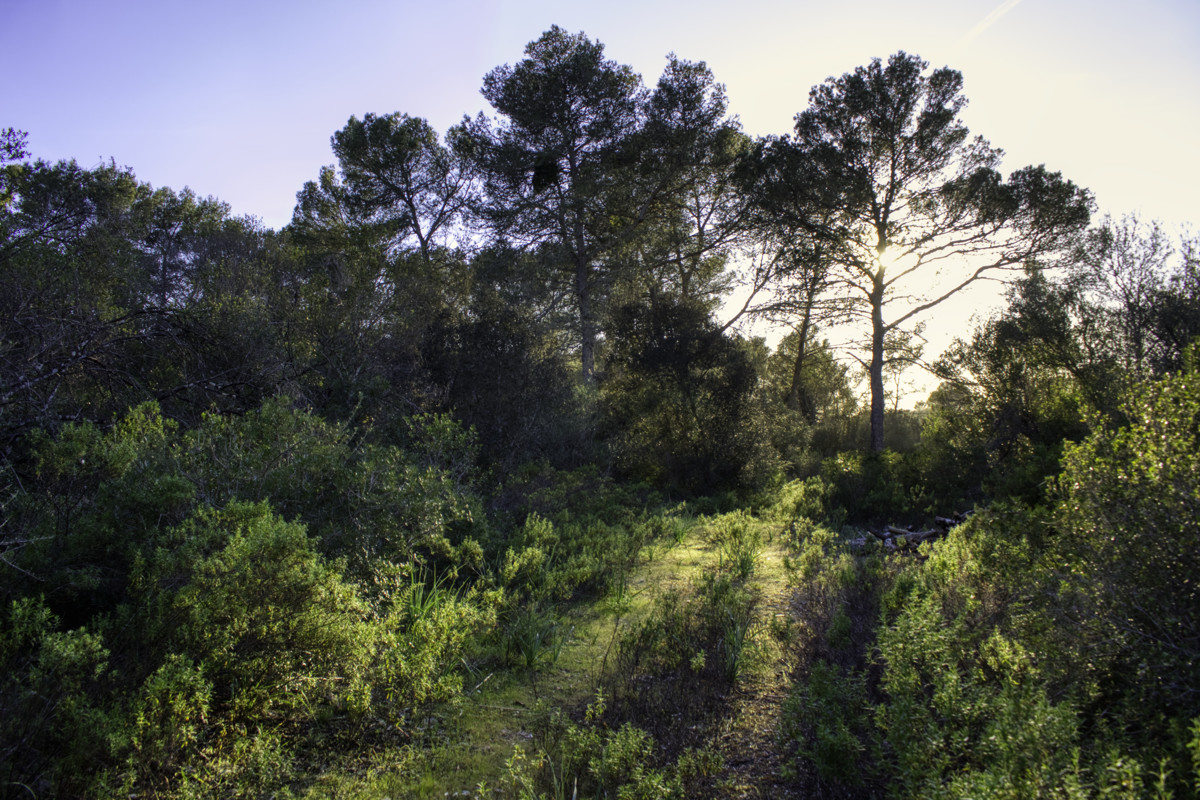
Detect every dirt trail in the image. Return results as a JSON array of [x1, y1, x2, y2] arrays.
[[709, 540, 804, 799], [429, 526, 809, 797]]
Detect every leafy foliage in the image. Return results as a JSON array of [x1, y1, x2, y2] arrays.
[[1054, 356, 1200, 722], [601, 296, 779, 493], [862, 359, 1200, 797], [0, 400, 498, 797]]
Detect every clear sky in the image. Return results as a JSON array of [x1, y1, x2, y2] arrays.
[[4, 0, 1199, 391]]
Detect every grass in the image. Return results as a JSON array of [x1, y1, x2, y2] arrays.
[[294, 510, 796, 799]]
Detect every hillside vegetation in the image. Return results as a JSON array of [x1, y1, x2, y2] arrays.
[[1, 27, 1199, 800]]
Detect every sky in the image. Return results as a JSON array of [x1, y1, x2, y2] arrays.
[[4, 0, 1199, 394]]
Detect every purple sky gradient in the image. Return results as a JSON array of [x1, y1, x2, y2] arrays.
[[6, 0, 1197, 231]]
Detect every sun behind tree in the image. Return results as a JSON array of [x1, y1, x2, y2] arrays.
[[747, 52, 1093, 451]]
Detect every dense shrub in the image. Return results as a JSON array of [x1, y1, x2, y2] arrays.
[[868, 359, 1200, 800], [0, 597, 112, 797], [370, 564, 497, 710], [770, 475, 832, 528], [780, 354, 1200, 796], [501, 693, 690, 800], [0, 400, 499, 797], [819, 449, 922, 523], [600, 298, 782, 495], [780, 661, 871, 792], [1053, 357, 1200, 738], [607, 512, 770, 748], [171, 503, 374, 720]]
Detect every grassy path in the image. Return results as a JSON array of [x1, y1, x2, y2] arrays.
[[707, 538, 802, 799], [330, 514, 807, 798], [358, 531, 718, 797]]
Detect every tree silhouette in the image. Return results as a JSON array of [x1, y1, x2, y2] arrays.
[[766, 52, 1092, 450]]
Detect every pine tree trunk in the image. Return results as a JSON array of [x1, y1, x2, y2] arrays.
[[870, 281, 886, 453], [787, 306, 817, 424], [577, 257, 595, 382]]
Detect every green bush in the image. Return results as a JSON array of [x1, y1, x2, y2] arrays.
[[819, 449, 920, 523], [600, 297, 782, 495], [491, 462, 657, 531], [174, 725, 292, 800], [611, 562, 761, 736], [501, 693, 684, 800], [8, 400, 488, 625], [707, 510, 762, 581], [780, 661, 871, 791], [496, 509, 652, 609], [771, 475, 831, 526], [173, 502, 374, 720], [499, 605, 566, 670], [371, 565, 496, 709], [116, 654, 213, 794], [0, 597, 113, 797], [870, 387, 1200, 800], [1053, 360, 1200, 745]]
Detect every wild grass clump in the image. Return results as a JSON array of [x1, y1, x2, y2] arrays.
[[499, 605, 568, 671], [602, 512, 774, 753], [707, 510, 763, 581], [495, 691, 722, 800]]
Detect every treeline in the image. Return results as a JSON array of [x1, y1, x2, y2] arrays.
[[0, 32, 1104, 484], [1, 24, 1198, 799]]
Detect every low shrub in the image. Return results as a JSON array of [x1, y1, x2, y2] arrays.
[[707, 510, 763, 581], [771, 475, 832, 527], [608, 561, 762, 747], [0, 597, 113, 797], [780, 661, 872, 792], [500, 692, 685, 800]]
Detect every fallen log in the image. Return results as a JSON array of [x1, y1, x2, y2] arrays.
[[861, 524, 945, 552], [885, 526, 942, 549]]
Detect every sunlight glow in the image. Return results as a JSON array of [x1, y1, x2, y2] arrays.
[[874, 245, 899, 273]]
